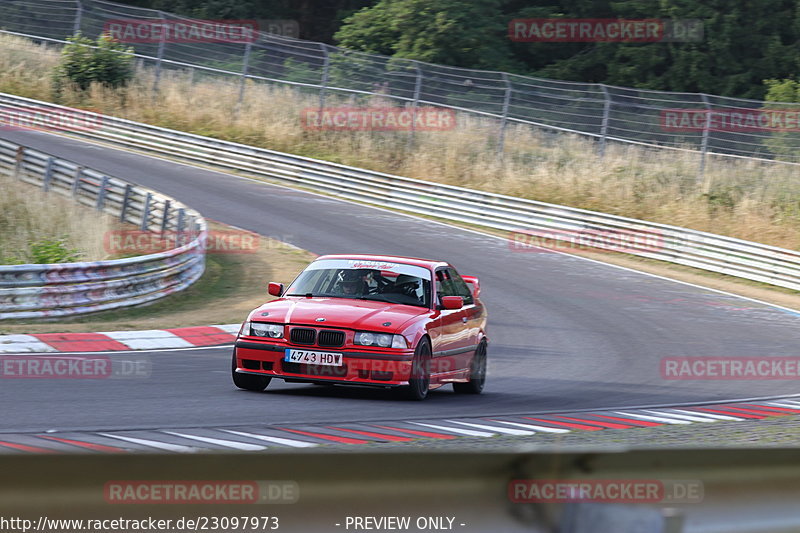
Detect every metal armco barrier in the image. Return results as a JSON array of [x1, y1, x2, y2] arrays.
[[2, 448, 800, 532], [2, 92, 798, 295], [0, 136, 206, 320]]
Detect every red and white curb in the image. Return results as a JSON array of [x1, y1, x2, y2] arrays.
[[0, 325, 241, 353], [1, 400, 799, 454]]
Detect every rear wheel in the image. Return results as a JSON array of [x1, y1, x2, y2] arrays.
[[404, 338, 431, 401], [231, 351, 271, 391], [453, 341, 487, 394]]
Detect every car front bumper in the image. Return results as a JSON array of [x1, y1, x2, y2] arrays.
[[234, 339, 415, 387]]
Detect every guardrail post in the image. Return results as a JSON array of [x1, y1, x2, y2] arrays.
[[599, 84, 611, 157], [120, 183, 132, 222], [318, 43, 330, 112], [698, 93, 711, 181], [140, 192, 153, 230], [161, 199, 172, 233], [95, 176, 109, 210], [41, 157, 54, 191], [71, 166, 83, 197], [13, 147, 24, 180], [237, 41, 253, 106], [152, 12, 167, 94], [73, 0, 83, 34], [497, 73, 512, 158]]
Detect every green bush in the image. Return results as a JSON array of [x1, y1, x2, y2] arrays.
[[29, 238, 83, 264], [53, 32, 134, 92]]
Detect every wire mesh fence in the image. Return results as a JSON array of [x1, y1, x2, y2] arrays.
[[2, 0, 800, 173]]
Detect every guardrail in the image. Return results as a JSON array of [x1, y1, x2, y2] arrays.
[[3, 448, 800, 532], [2, 92, 800, 295], [0, 136, 206, 320]]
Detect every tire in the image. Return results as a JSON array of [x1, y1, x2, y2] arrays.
[[403, 338, 432, 401], [231, 351, 271, 392], [453, 341, 487, 395]]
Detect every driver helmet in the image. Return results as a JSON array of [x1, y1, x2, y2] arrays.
[[338, 269, 368, 295]]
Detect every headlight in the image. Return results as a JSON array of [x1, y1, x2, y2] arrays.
[[248, 322, 284, 338], [354, 331, 407, 348]]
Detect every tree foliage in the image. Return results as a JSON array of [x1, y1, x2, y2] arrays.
[[54, 33, 134, 91]]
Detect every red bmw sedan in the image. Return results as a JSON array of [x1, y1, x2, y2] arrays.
[[232, 254, 487, 400]]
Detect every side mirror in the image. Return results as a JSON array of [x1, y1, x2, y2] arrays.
[[268, 282, 284, 297], [441, 296, 463, 310]]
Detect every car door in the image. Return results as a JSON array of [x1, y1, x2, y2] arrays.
[[428, 268, 467, 376], [445, 267, 480, 372]]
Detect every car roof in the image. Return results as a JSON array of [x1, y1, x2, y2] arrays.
[[315, 254, 448, 270]]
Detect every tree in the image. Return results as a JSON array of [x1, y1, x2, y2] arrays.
[[334, 0, 520, 72], [54, 33, 134, 92]]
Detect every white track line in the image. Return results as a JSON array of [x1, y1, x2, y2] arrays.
[[446, 420, 535, 436], [664, 409, 744, 421], [613, 412, 692, 424], [409, 422, 494, 437], [488, 420, 570, 433], [642, 410, 722, 423], [162, 431, 266, 451], [221, 429, 318, 448], [98, 433, 197, 453]]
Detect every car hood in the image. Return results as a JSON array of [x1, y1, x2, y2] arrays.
[[251, 297, 428, 332]]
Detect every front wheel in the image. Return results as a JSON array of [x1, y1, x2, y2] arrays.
[[403, 338, 431, 400], [453, 341, 487, 394], [231, 351, 271, 391]]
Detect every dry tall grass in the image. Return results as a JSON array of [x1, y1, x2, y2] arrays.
[[2, 33, 800, 250], [0, 171, 115, 264]]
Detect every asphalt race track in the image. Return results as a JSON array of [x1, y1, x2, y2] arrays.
[[3, 128, 800, 434]]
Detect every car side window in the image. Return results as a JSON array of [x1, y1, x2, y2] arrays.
[[435, 269, 455, 306], [447, 268, 474, 306]]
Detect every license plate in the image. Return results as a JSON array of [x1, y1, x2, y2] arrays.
[[284, 349, 343, 367]]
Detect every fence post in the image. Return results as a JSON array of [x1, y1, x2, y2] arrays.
[[95, 176, 109, 210], [318, 43, 330, 112], [599, 84, 611, 157], [41, 157, 54, 191], [698, 93, 711, 181], [237, 41, 253, 105], [406, 61, 423, 148], [497, 73, 512, 158], [140, 192, 153, 230], [73, 0, 83, 34], [13, 147, 24, 180], [120, 183, 132, 222], [152, 11, 167, 93]]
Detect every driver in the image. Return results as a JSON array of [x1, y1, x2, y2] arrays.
[[337, 269, 369, 296]]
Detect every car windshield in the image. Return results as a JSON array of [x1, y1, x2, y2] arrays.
[[285, 259, 432, 308]]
